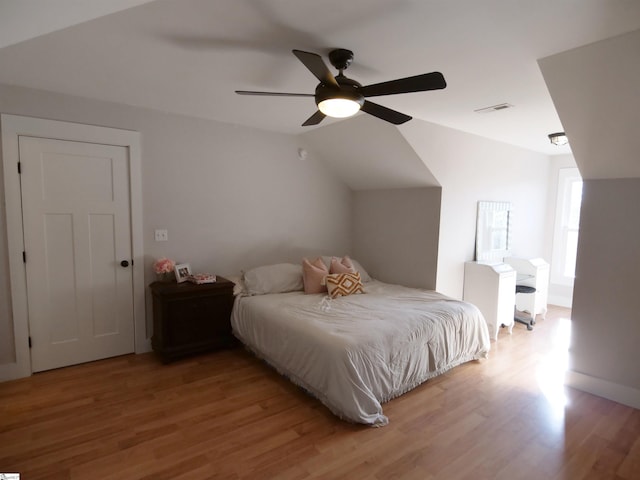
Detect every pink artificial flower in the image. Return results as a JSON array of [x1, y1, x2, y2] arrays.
[[153, 257, 175, 274]]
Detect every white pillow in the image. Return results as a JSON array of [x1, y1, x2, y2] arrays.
[[350, 258, 372, 283], [322, 256, 372, 283], [226, 275, 247, 296], [243, 263, 304, 295]]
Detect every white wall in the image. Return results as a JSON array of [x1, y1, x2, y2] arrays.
[[545, 154, 579, 307], [353, 187, 441, 290], [302, 114, 552, 299], [399, 119, 551, 299], [0, 83, 352, 366]]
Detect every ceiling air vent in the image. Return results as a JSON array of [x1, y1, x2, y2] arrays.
[[474, 103, 514, 114]]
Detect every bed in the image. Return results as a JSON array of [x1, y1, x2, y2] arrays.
[[230, 261, 491, 426]]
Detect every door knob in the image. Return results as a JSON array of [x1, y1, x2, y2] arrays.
[[120, 260, 129, 267]]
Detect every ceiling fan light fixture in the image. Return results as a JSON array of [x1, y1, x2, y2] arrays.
[[237, 48, 447, 126], [548, 132, 568, 146], [318, 97, 362, 118], [315, 82, 364, 119]]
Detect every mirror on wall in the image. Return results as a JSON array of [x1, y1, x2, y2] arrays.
[[475, 201, 512, 263]]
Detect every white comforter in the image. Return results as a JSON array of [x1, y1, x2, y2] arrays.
[[231, 281, 490, 426]]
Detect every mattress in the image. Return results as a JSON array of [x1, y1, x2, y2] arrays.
[[231, 280, 490, 426]]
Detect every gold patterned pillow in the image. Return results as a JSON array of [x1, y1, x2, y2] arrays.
[[325, 271, 365, 298]]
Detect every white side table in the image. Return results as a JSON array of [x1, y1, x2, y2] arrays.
[[463, 262, 516, 341]]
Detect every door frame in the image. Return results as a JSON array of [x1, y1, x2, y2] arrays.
[[1, 114, 149, 381]]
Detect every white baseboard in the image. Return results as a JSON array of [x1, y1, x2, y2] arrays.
[[1, 342, 151, 383], [137, 339, 153, 354], [548, 295, 572, 308], [565, 370, 640, 409], [0, 361, 31, 382]]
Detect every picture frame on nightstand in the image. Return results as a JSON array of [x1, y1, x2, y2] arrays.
[[174, 263, 192, 283]]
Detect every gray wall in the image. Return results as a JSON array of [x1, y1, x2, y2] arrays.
[[0, 140, 15, 362], [0, 82, 560, 374], [0, 83, 352, 365], [540, 29, 640, 406], [571, 179, 640, 390], [353, 187, 441, 290]]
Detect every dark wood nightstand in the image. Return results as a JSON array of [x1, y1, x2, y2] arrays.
[[150, 277, 236, 363]]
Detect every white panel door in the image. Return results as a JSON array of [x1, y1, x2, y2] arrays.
[[19, 136, 134, 372]]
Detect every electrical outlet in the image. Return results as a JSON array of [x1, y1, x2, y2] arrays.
[[154, 229, 168, 242]]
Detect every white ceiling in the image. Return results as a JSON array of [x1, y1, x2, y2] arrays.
[[1, 0, 639, 155], [0, 0, 157, 49]]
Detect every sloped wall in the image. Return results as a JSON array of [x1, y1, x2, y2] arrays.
[[300, 114, 440, 190], [539, 29, 640, 180]]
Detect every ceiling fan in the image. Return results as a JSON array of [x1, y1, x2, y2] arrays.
[[236, 48, 446, 126]]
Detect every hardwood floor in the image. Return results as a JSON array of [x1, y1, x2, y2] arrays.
[[1, 305, 639, 479]]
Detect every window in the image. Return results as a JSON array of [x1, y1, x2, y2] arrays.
[[551, 167, 582, 285]]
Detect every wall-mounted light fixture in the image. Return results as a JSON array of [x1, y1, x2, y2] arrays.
[[548, 132, 568, 146]]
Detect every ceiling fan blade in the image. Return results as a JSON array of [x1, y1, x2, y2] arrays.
[[235, 90, 314, 97], [292, 50, 339, 88], [302, 110, 326, 126], [361, 72, 446, 98], [361, 101, 412, 125]]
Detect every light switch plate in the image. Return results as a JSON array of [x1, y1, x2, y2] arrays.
[[154, 229, 168, 242]]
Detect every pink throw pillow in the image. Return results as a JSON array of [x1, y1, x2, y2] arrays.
[[302, 257, 328, 294], [330, 255, 356, 274]]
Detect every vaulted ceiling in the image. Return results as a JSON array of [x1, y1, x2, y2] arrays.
[[1, 0, 639, 156]]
